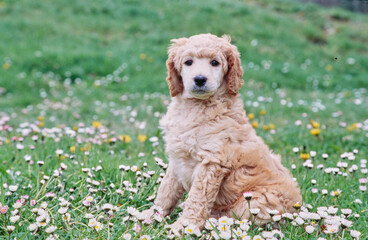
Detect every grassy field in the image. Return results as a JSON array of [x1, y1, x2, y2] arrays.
[[0, 0, 367, 239]]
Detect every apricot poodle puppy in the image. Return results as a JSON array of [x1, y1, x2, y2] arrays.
[[144, 34, 302, 233]]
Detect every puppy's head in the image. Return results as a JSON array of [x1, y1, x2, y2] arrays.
[[166, 34, 244, 99]]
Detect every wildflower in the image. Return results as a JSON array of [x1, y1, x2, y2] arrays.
[[272, 215, 281, 222], [218, 216, 233, 226], [122, 233, 132, 240], [260, 110, 266, 115], [310, 128, 320, 136], [310, 120, 320, 128], [294, 217, 304, 225], [251, 121, 259, 128], [45, 225, 57, 234], [46, 192, 56, 198], [16, 143, 24, 150], [266, 209, 278, 217], [0, 206, 8, 214], [330, 189, 342, 197], [184, 224, 201, 236], [28, 223, 38, 232], [7, 225, 15, 233], [341, 219, 353, 228], [248, 113, 255, 120], [10, 215, 20, 223], [219, 230, 232, 239], [350, 230, 361, 239], [58, 207, 68, 214], [300, 153, 310, 160], [92, 121, 102, 128], [324, 224, 339, 234], [3, 62, 10, 70], [293, 202, 301, 210], [243, 191, 253, 201], [62, 213, 71, 222], [327, 206, 338, 215], [30, 200, 36, 206], [140, 53, 146, 60], [94, 222, 103, 231], [120, 135, 131, 143], [305, 225, 315, 234], [138, 134, 147, 142], [102, 203, 114, 211], [70, 146, 76, 153], [253, 235, 263, 240], [250, 208, 260, 216], [140, 235, 151, 240], [131, 166, 140, 172], [132, 223, 141, 232]]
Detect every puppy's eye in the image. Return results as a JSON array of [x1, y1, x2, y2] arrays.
[[184, 60, 193, 66], [210, 60, 220, 66]]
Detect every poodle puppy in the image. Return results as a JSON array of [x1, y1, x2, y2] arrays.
[[144, 34, 302, 232]]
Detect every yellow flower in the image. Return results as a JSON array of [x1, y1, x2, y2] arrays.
[[5, 139, 10, 144], [251, 121, 258, 128], [92, 121, 102, 128], [347, 123, 358, 132], [325, 64, 333, 71], [268, 123, 276, 129], [38, 116, 44, 121], [310, 128, 320, 136], [80, 147, 86, 153], [39, 121, 45, 128], [72, 126, 78, 131], [139, 53, 146, 60], [300, 153, 310, 160], [119, 135, 131, 143], [2, 62, 10, 70], [138, 134, 147, 143], [293, 202, 301, 210], [70, 146, 76, 154], [310, 120, 320, 128], [260, 110, 266, 116], [60, 155, 66, 160], [262, 125, 269, 131], [248, 113, 255, 120]]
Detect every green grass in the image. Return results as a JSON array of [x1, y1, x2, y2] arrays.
[[0, 0, 367, 239]]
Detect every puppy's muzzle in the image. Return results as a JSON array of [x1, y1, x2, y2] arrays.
[[194, 75, 207, 87]]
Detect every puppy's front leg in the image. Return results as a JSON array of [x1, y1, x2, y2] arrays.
[[146, 163, 185, 217], [171, 163, 228, 231]]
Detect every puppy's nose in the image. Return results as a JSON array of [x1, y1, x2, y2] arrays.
[[194, 75, 207, 87]]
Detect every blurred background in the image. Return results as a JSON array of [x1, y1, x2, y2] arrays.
[[0, 0, 367, 130]]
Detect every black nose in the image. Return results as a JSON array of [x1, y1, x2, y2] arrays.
[[194, 75, 207, 87]]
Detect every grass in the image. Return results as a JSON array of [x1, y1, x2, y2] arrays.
[[0, 0, 367, 239]]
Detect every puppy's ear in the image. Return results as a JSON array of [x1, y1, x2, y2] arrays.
[[223, 37, 244, 96], [166, 38, 187, 97]]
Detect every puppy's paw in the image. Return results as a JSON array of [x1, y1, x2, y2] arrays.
[[140, 208, 155, 219], [168, 219, 185, 236]]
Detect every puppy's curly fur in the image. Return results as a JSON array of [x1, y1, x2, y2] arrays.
[[147, 34, 302, 231]]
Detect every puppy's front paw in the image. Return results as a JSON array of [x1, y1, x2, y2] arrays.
[[169, 220, 184, 236], [141, 208, 155, 218]]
